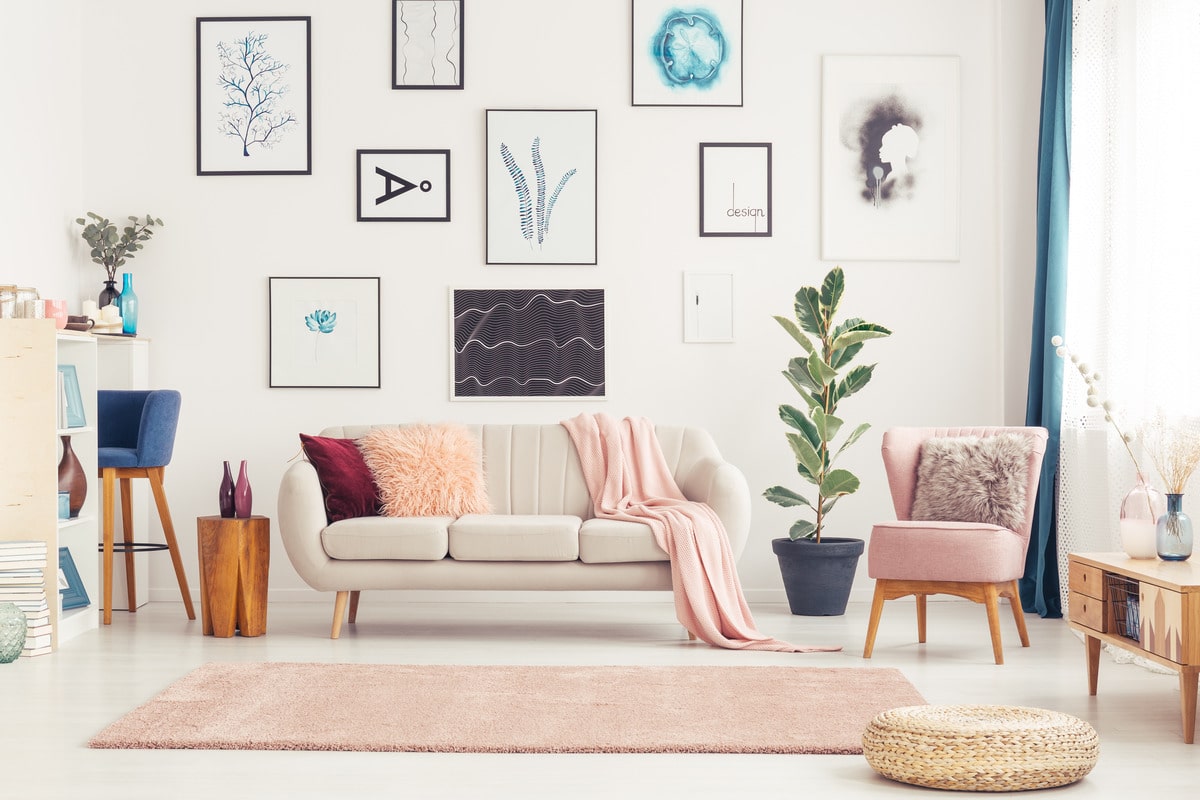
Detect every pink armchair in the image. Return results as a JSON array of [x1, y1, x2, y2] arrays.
[[862, 426, 1049, 665]]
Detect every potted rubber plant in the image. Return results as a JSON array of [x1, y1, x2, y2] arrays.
[[763, 266, 892, 615]]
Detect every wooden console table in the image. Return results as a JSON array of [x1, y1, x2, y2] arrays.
[[1067, 552, 1200, 743], [197, 515, 270, 638]]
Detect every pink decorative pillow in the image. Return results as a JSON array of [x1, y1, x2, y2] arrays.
[[299, 434, 381, 523], [357, 424, 491, 517], [910, 434, 1033, 532]]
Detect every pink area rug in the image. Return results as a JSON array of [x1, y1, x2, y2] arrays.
[[89, 662, 925, 754]]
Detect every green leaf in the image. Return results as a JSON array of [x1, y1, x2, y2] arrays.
[[793, 287, 823, 336], [829, 342, 862, 370], [819, 469, 860, 498], [811, 408, 844, 444], [807, 352, 838, 386], [789, 520, 817, 540], [795, 460, 816, 483], [830, 321, 892, 352], [786, 433, 823, 479], [833, 423, 871, 461], [819, 267, 845, 323], [773, 316, 816, 354], [763, 486, 813, 509], [779, 405, 820, 446], [782, 371, 822, 410], [786, 358, 821, 393], [834, 364, 876, 404]]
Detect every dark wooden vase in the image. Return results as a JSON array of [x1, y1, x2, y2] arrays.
[[57, 434, 87, 518]]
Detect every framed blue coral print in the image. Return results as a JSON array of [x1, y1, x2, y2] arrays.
[[631, 0, 742, 107], [268, 277, 380, 388], [486, 109, 597, 265]]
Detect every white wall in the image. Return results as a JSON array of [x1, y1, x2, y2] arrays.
[[68, 0, 1042, 605]]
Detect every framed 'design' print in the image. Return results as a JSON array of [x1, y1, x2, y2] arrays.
[[699, 143, 772, 237], [820, 55, 960, 261], [196, 16, 312, 176], [269, 277, 380, 388], [486, 109, 597, 265]]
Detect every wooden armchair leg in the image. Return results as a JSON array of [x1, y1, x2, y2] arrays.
[[1008, 580, 1031, 647], [331, 591, 349, 639], [983, 583, 1005, 665], [348, 590, 360, 624], [916, 594, 927, 644], [863, 581, 887, 658]]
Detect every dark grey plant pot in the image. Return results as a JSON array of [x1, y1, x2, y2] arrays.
[[771, 537, 865, 616]]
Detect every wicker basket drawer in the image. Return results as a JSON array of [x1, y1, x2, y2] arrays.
[[1068, 563, 1107, 600], [1068, 591, 1107, 633]]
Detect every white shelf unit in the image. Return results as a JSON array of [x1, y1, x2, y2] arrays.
[[0, 320, 99, 650]]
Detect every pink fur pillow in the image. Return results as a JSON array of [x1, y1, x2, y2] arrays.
[[357, 424, 491, 517], [910, 434, 1033, 532]]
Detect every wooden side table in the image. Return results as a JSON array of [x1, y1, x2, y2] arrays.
[[197, 515, 270, 637], [1067, 552, 1200, 743]]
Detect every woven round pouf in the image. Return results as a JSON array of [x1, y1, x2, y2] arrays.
[[862, 705, 1099, 792]]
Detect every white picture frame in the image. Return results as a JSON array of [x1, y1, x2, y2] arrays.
[[269, 277, 380, 388], [631, 0, 743, 107], [820, 55, 960, 261]]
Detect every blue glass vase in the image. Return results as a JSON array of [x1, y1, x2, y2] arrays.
[[1156, 493, 1193, 561], [117, 272, 138, 335]]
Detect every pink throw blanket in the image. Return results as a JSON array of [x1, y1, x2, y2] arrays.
[[561, 413, 839, 653]]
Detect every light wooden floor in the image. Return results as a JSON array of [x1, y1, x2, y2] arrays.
[[4, 597, 1198, 798]]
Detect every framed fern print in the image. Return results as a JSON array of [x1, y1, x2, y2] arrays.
[[485, 109, 597, 265]]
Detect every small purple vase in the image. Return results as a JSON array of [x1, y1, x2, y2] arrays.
[[218, 461, 235, 518], [234, 460, 253, 518]]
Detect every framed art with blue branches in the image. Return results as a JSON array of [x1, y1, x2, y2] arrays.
[[485, 109, 597, 266]]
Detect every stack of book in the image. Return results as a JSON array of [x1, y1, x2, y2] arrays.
[[0, 541, 51, 657]]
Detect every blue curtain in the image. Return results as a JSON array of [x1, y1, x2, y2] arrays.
[[1021, 0, 1072, 619]]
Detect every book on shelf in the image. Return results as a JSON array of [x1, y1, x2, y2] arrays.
[[0, 540, 48, 553], [21, 644, 52, 658], [9, 598, 49, 615], [0, 571, 45, 585], [25, 622, 51, 638], [0, 590, 48, 602], [0, 559, 48, 571], [22, 632, 51, 650]]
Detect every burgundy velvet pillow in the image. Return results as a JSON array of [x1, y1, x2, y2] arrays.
[[299, 433, 380, 523]]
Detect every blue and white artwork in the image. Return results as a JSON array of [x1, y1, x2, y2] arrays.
[[452, 289, 605, 399], [269, 277, 380, 388], [821, 55, 960, 261], [486, 110, 597, 265], [392, 1, 464, 89], [632, 0, 743, 107], [197, 17, 312, 175]]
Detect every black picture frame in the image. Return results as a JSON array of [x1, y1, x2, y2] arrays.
[[268, 277, 381, 388], [699, 142, 772, 237], [57, 364, 86, 428], [58, 547, 90, 610], [392, 1, 464, 89], [196, 16, 313, 176], [356, 149, 451, 221]]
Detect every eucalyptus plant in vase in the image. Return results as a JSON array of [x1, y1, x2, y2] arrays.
[[75, 212, 163, 308], [763, 266, 891, 615]]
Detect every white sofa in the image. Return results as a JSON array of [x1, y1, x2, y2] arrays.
[[278, 423, 751, 638]]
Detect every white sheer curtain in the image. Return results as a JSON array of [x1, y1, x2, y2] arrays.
[[1059, 0, 1200, 612]]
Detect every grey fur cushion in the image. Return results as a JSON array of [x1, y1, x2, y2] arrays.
[[909, 434, 1033, 532]]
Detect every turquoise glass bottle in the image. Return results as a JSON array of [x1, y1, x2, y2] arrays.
[[1156, 493, 1194, 561], [117, 272, 138, 335]]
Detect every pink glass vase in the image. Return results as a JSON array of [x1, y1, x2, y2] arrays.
[[234, 460, 253, 519], [1120, 475, 1166, 559]]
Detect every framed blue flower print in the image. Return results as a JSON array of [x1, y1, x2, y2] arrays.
[[269, 276, 381, 387]]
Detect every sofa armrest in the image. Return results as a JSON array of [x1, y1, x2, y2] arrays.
[[679, 458, 751, 561], [277, 459, 334, 584]]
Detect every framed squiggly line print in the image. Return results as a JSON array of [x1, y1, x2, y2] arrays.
[[485, 109, 597, 265], [392, 1, 464, 90]]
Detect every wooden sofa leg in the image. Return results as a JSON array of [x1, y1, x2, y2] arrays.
[[349, 590, 360, 624], [331, 591, 349, 639], [686, 628, 696, 641]]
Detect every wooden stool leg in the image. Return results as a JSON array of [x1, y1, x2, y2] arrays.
[[983, 583, 1005, 665], [348, 590, 361, 624], [119, 477, 137, 611], [148, 467, 196, 620], [331, 591, 349, 639], [101, 468, 116, 625], [863, 581, 887, 658]]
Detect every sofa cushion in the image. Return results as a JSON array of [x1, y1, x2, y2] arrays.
[[448, 515, 581, 561], [910, 434, 1033, 532], [321, 516, 451, 561], [578, 518, 669, 563], [359, 424, 491, 517], [299, 433, 380, 523]]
